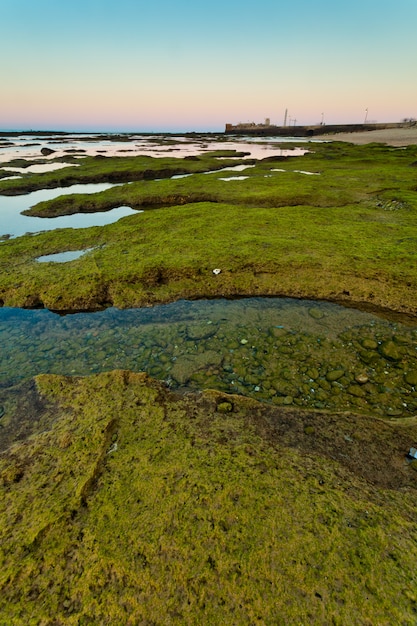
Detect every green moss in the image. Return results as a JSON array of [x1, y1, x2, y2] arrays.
[[1, 142, 417, 314], [0, 152, 250, 196], [1, 139, 417, 623], [1, 371, 417, 624]]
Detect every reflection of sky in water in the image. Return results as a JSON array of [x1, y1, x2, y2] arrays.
[[0, 183, 138, 239], [36, 248, 95, 263], [0, 134, 310, 239], [0, 133, 309, 162], [218, 176, 249, 181], [3, 162, 79, 174], [1, 297, 416, 418]]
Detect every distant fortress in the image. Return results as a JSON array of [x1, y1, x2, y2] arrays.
[[225, 119, 414, 137]]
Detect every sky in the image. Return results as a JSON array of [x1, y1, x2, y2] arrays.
[[2, 0, 417, 132]]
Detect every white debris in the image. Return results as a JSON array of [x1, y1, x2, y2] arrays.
[[107, 442, 118, 454]]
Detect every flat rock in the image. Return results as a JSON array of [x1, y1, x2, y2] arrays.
[[186, 322, 217, 341], [378, 340, 401, 361], [171, 350, 223, 385]]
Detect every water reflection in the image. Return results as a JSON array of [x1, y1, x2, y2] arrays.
[[36, 248, 95, 263], [3, 163, 78, 174], [0, 183, 137, 239], [1, 297, 417, 418], [0, 133, 309, 163]]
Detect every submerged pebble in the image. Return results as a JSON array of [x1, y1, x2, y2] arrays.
[[1, 297, 417, 418]]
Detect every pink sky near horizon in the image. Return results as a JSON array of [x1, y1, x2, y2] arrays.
[[2, 0, 417, 132]]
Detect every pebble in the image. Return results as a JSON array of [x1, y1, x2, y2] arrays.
[[404, 370, 417, 386], [355, 373, 369, 385], [308, 307, 324, 320], [347, 385, 366, 398], [2, 299, 417, 418], [362, 338, 378, 350], [379, 340, 401, 361], [326, 369, 345, 382]]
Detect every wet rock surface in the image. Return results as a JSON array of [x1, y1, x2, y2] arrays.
[[1, 370, 417, 624]]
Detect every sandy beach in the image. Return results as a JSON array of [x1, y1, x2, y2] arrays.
[[313, 126, 417, 146]]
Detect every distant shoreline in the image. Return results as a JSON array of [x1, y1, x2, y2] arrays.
[[312, 126, 417, 146], [2, 126, 417, 147]]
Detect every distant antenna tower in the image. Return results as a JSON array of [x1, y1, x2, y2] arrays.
[[283, 108, 288, 127]]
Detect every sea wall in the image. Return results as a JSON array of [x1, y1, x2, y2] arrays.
[[224, 122, 411, 137]]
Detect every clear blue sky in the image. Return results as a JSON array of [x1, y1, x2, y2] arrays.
[[2, 0, 416, 131]]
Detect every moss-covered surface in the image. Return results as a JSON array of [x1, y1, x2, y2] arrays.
[[2, 139, 417, 624], [0, 151, 251, 195], [1, 370, 417, 625], [1, 141, 417, 314]]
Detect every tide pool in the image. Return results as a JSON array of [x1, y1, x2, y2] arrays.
[[1, 297, 416, 418], [0, 183, 137, 239]]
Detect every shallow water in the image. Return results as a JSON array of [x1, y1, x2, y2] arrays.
[[218, 176, 249, 181], [36, 248, 95, 263], [0, 133, 309, 163], [3, 162, 78, 174], [1, 297, 417, 418], [0, 135, 308, 239], [0, 183, 137, 238]]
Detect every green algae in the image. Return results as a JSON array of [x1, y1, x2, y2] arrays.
[[2, 138, 417, 624], [1, 370, 417, 624], [0, 151, 250, 196], [1, 142, 417, 314]]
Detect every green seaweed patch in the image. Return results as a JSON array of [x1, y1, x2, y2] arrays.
[[2, 142, 417, 316], [0, 153, 251, 196], [0, 371, 417, 624]]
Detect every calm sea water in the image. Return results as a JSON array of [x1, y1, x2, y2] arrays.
[[0, 133, 309, 162], [0, 183, 137, 239], [1, 297, 416, 417], [0, 134, 308, 239]]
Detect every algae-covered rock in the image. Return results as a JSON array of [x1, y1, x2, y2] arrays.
[[379, 340, 401, 361], [326, 369, 345, 382], [171, 350, 222, 384], [308, 307, 324, 320], [306, 367, 319, 380], [347, 385, 366, 398], [1, 371, 417, 625], [359, 350, 380, 365], [362, 338, 378, 350], [187, 322, 217, 341], [269, 327, 287, 338], [404, 370, 417, 386]]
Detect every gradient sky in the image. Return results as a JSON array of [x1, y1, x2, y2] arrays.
[[2, 0, 416, 132]]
